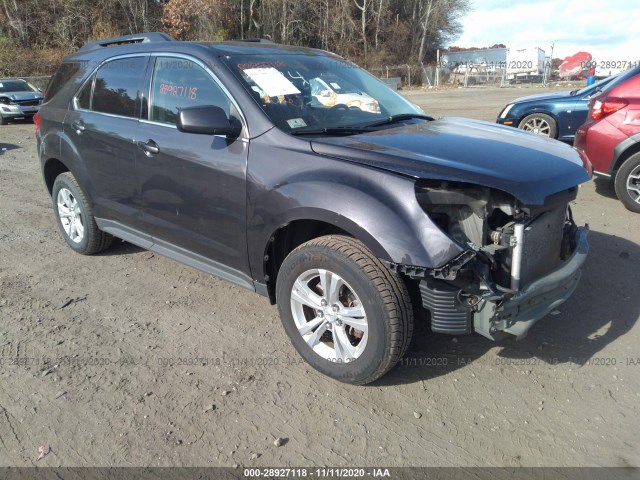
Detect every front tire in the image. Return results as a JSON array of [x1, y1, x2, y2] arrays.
[[52, 172, 113, 254], [276, 235, 413, 385], [614, 153, 640, 213], [518, 113, 557, 138]]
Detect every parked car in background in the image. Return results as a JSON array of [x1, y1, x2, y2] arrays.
[[38, 33, 591, 384], [309, 75, 380, 113], [0, 78, 44, 125], [574, 67, 640, 213], [497, 75, 615, 141]]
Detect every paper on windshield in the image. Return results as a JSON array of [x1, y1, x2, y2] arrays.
[[243, 68, 301, 97]]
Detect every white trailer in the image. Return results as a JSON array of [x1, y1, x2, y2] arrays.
[[506, 47, 546, 79]]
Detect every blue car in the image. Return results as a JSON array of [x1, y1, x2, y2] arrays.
[[496, 76, 615, 141]]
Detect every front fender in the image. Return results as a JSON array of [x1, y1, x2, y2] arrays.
[[247, 134, 465, 282]]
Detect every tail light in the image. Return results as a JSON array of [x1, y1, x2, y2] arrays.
[[590, 97, 628, 120], [34, 112, 41, 137]]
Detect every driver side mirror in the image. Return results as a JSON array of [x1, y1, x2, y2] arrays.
[[177, 105, 242, 137]]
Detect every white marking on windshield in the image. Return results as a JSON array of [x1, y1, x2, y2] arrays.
[[243, 67, 301, 97]]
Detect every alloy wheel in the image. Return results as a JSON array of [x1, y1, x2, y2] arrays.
[[521, 117, 552, 136], [626, 165, 640, 205], [290, 268, 368, 362], [57, 187, 85, 243]]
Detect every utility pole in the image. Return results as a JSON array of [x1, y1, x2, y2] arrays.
[[436, 49, 440, 87], [548, 43, 554, 83]]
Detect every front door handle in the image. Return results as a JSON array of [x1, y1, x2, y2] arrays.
[[71, 120, 85, 134], [137, 139, 160, 156]]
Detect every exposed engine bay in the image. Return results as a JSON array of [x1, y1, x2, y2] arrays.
[[388, 180, 587, 340]]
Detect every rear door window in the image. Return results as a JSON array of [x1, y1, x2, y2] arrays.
[[91, 57, 147, 118]]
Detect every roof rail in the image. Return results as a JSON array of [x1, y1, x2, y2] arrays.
[[231, 38, 275, 44], [79, 32, 175, 52]]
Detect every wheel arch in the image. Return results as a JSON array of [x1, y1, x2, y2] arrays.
[[610, 134, 640, 176], [42, 157, 71, 195], [261, 213, 391, 304], [42, 130, 95, 201]]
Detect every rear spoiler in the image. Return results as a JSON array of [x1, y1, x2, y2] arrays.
[[79, 32, 174, 51]]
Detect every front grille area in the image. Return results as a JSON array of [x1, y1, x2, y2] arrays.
[[15, 99, 41, 106]]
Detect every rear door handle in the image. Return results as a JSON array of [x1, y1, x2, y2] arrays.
[[137, 139, 160, 156], [71, 120, 85, 134]]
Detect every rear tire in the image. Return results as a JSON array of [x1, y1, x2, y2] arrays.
[[276, 235, 413, 385], [52, 172, 113, 254], [614, 153, 640, 213], [518, 113, 557, 138]]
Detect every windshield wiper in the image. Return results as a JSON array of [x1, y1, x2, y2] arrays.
[[363, 113, 434, 128], [290, 126, 375, 136], [290, 113, 434, 136]]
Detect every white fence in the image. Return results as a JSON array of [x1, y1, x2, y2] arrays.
[[371, 64, 551, 88]]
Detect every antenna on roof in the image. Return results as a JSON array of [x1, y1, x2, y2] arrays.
[[79, 32, 175, 52]]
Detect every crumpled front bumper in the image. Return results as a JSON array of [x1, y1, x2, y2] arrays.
[[0, 103, 40, 118], [474, 226, 589, 340]]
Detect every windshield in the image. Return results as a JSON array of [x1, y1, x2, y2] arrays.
[[0, 80, 36, 93], [573, 75, 616, 97], [223, 54, 423, 133]]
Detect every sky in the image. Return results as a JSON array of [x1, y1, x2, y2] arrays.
[[453, 0, 639, 61]]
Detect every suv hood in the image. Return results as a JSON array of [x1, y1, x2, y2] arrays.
[[310, 117, 591, 205], [511, 91, 573, 104], [3, 91, 42, 101]]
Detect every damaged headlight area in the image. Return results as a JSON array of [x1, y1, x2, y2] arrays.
[[389, 180, 588, 340]]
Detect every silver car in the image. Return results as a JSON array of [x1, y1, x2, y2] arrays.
[[0, 78, 44, 125]]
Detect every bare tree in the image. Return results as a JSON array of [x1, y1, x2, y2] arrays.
[[416, 0, 434, 64], [374, 0, 385, 48], [116, 0, 154, 34], [2, 0, 27, 45], [353, 0, 368, 66], [0, 0, 471, 77]]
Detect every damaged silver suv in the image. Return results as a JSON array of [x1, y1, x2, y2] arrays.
[[38, 33, 591, 384], [0, 78, 44, 124]]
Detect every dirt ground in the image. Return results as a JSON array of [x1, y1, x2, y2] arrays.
[[0, 86, 638, 468]]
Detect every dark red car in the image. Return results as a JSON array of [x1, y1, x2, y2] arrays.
[[574, 66, 640, 212]]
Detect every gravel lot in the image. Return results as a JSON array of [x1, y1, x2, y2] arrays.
[[0, 86, 638, 468]]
